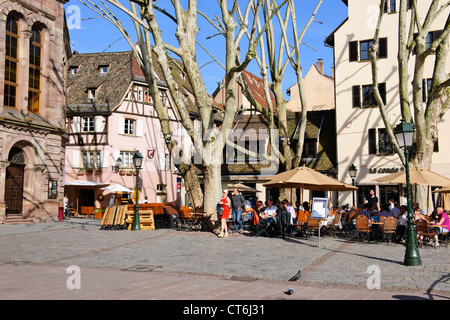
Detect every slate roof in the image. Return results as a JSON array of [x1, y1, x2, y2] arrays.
[[66, 50, 196, 115], [66, 51, 132, 114], [223, 110, 337, 174]]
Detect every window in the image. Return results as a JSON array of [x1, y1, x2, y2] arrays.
[[353, 83, 386, 108], [88, 88, 96, 100], [119, 151, 134, 167], [124, 118, 135, 135], [70, 67, 78, 75], [368, 128, 393, 155], [81, 116, 94, 132], [303, 139, 317, 158], [360, 40, 373, 61], [390, 0, 396, 12], [156, 184, 167, 192], [350, 38, 387, 61], [378, 128, 394, 154], [28, 26, 42, 113], [413, 30, 442, 54], [99, 65, 108, 74], [384, 0, 397, 13], [426, 31, 442, 50], [362, 85, 375, 106], [4, 14, 19, 108], [82, 151, 101, 168], [422, 78, 432, 102], [144, 91, 152, 103]]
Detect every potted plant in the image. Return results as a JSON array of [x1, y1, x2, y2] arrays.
[[126, 170, 133, 176], [77, 168, 85, 176], [119, 169, 125, 175]]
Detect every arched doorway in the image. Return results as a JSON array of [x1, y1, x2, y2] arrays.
[[5, 147, 25, 215]]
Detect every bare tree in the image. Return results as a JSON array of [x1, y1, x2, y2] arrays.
[[232, 0, 323, 200], [81, 0, 285, 214]]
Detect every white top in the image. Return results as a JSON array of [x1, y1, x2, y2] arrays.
[[264, 205, 278, 217], [286, 205, 296, 219]]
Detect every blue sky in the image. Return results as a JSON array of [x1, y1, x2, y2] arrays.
[[65, 0, 348, 96]]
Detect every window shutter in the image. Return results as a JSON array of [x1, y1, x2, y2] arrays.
[[136, 119, 143, 137], [368, 129, 377, 154], [352, 85, 361, 108], [72, 116, 80, 133], [118, 117, 125, 134], [113, 150, 120, 165], [158, 153, 166, 171], [378, 83, 387, 105], [72, 150, 80, 168], [349, 41, 358, 62], [379, 38, 388, 59], [94, 116, 103, 132], [101, 150, 109, 168]]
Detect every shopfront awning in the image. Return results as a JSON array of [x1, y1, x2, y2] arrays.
[[64, 180, 109, 187]]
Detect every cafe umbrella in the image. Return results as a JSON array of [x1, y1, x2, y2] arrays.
[[229, 183, 262, 193], [372, 167, 450, 210], [263, 165, 358, 192], [263, 165, 357, 248]]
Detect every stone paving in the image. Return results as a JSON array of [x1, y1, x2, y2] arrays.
[[0, 218, 449, 301]]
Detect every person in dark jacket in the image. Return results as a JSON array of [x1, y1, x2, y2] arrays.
[[231, 188, 245, 233], [276, 204, 291, 238]]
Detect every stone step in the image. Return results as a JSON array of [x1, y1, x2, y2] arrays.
[[3, 214, 34, 225]]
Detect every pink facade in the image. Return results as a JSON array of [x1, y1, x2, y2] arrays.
[[64, 51, 186, 213]]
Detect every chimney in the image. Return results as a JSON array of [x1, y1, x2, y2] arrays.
[[316, 59, 324, 75]]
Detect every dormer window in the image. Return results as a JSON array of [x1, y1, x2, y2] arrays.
[[88, 88, 96, 100], [70, 67, 78, 75], [99, 65, 108, 74]]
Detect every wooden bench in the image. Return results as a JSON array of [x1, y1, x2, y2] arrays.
[[100, 206, 127, 230], [126, 210, 155, 230]]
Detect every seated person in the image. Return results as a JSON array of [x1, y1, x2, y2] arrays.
[[390, 202, 400, 218], [396, 205, 408, 241], [263, 200, 278, 218], [253, 201, 273, 226], [276, 203, 291, 238], [429, 206, 450, 248], [378, 203, 394, 219], [359, 204, 372, 221], [414, 206, 427, 222]]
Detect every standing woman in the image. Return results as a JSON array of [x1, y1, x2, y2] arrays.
[[218, 190, 231, 238]]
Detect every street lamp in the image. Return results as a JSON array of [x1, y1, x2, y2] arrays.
[[348, 164, 357, 207], [132, 151, 144, 230], [394, 119, 421, 266]]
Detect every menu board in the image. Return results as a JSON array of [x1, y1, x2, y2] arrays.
[[311, 197, 328, 220]]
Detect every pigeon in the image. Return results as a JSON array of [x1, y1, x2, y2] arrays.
[[288, 270, 302, 281]]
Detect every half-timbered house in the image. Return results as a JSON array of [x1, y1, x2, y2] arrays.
[[64, 50, 190, 214]]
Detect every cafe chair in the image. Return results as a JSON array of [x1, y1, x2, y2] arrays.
[[356, 215, 371, 243], [322, 213, 342, 238], [380, 217, 397, 244], [415, 220, 437, 248], [292, 210, 308, 237], [305, 215, 320, 240], [255, 218, 274, 237]]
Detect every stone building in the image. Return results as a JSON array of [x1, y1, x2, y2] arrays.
[[0, 0, 69, 223]]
